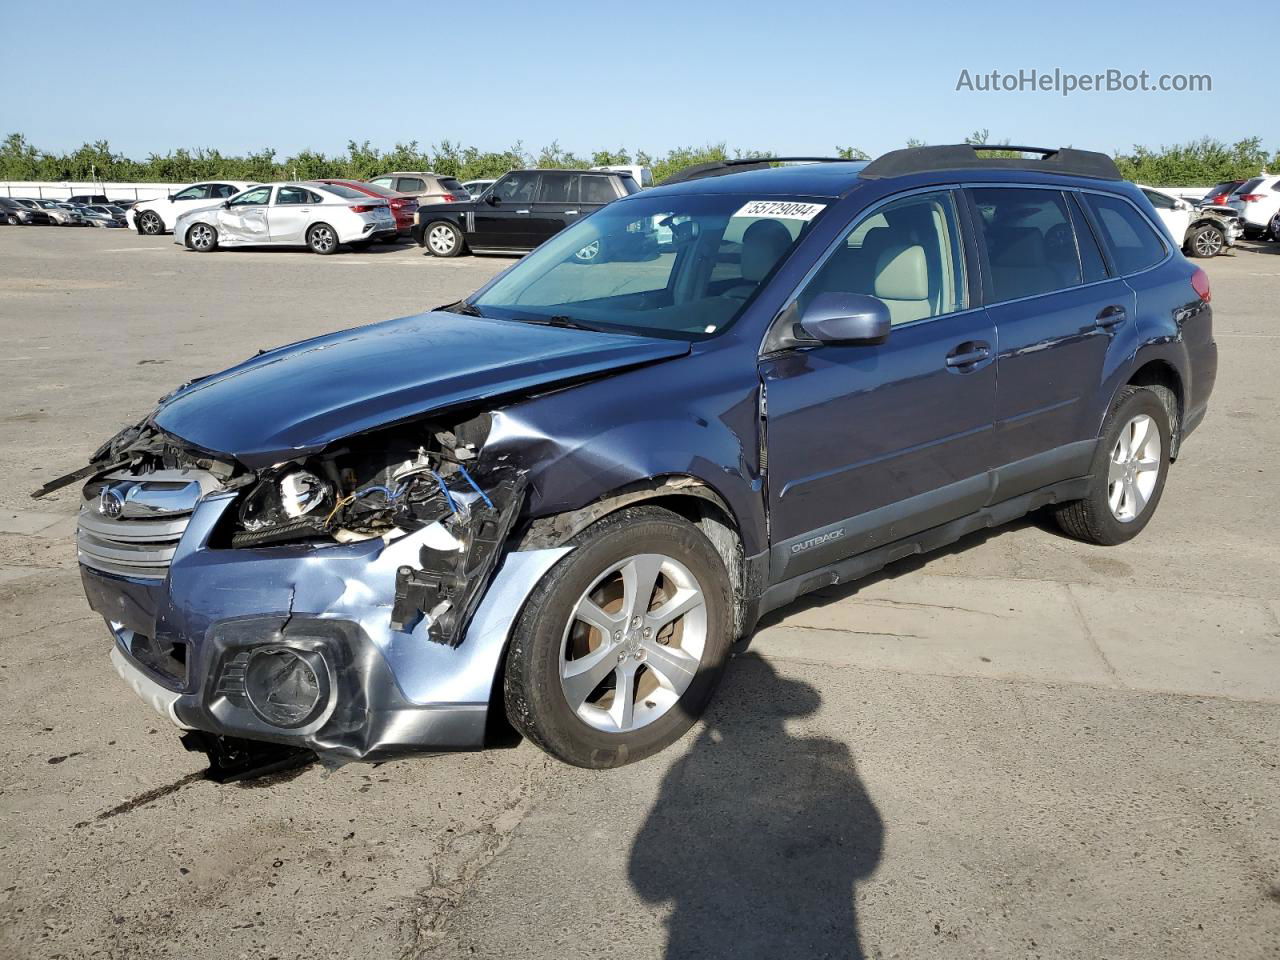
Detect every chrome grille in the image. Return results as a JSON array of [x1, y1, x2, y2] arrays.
[[77, 468, 221, 580]]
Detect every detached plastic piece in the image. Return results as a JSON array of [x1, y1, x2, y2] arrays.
[[180, 730, 314, 783], [391, 474, 527, 645]]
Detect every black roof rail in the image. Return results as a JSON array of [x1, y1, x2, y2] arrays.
[[659, 156, 851, 185], [860, 144, 1122, 181]]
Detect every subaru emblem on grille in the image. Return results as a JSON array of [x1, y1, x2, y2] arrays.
[[98, 486, 125, 519]]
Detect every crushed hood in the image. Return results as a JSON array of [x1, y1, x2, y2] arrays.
[[153, 311, 689, 467]]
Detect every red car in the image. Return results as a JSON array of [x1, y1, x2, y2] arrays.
[[311, 179, 418, 238]]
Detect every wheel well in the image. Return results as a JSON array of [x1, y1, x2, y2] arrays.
[[1126, 360, 1184, 457], [516, 477, 752, 637]]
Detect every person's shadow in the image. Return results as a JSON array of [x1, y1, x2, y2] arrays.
[[628, 652, 884, 959]]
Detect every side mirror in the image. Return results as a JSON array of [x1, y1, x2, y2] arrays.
[[222, 200, 231, 209], [797, 292, 892, 344], [485, 193, 499, 206]]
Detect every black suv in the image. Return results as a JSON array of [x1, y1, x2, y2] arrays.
[[412, 168, 639, 257]]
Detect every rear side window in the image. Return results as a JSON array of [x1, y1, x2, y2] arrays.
[[1083, 193, 1168, 275], [1234, 177, 1264, 195], [276, 187, 319, 205], [970, 188, 1084, 301], [538, 172, 577, 203], [580, 176, 618, 204], [397, 177, 426, 192], [211, 184, 238, 198], [1067, 194, 1109, 284]]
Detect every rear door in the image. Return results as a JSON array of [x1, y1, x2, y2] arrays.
[[473, 171, 540, 248], [269, 185, 319, 243], [968, 185, 1136, 498], [762, 188, 998, 581], [528, 171, 580, 246], [216, 185, 272, 242]]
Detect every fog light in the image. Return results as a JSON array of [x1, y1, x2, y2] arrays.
[[244, 647, 329, 728]]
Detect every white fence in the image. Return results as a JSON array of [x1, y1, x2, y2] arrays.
[[0, 181, 175, 201]]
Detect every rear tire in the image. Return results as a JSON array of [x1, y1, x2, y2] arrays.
[[186, 222, 218, 252], [503, 506, 733, 768], [1270, 212, 1280, 242], [1052, 386, 1172, 545], [307, 222, 339, 255], [424, 220, 465, 257]]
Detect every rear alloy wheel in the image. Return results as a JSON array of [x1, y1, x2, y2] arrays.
[[1053, 386, 1171, 545], [504, 506, 733, 768], [425, 221, 464, 257], [1270, 212, 1280, 242], [186, 222, 218, 252], [1187, 223, 1225, 258], [137, 210, 164, 235], [307, 222, 338, 255]]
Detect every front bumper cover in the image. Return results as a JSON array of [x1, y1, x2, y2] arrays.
[[85, 493, 569, 761]]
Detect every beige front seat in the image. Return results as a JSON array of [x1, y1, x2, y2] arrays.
[[724, 219, 793, 298], [873, 244, 930, 325]]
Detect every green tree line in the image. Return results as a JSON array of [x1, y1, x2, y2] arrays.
[[0, 132, 1273, 187]]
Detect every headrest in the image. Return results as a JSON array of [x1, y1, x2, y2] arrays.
[[993, 227, 1046, 267], [740, 219, 793, 282], [874, 244, 928, 301]]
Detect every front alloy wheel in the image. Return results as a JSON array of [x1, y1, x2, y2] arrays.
[[1189, 224, 1224, 258], [504, 505, 733, 768], [187, 222, 217, 252], [138, 210, 164, 235], [426, 222, 463, 257]]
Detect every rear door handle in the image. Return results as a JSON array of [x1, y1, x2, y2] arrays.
[[516, 209, 530, 215], [564, 209, 579, 215], [945, 343, 991, 368], [1096, 305, 1127, 328]]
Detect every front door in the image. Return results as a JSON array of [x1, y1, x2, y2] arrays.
[[473, 171, 540, 248], [216, 185, 272, 242], [761, 189, 997, 582]]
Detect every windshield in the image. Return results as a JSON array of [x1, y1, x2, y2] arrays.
[[470, 193, 827, 340]]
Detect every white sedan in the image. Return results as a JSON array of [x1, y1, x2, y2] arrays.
[[173, 182, 398, 254], [128, 181, 257, 235]]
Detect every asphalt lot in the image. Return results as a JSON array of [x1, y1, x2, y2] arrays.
[[1, 226, 1278, 960]]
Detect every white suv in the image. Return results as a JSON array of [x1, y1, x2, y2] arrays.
[[1227, 175, 1280, 239], [129, 181, 257, 235]]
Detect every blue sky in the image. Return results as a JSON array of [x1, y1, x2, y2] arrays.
[[1, 0, 1271, 159]]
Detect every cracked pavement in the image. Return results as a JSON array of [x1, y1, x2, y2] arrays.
[[1, 230, 1278, 959]]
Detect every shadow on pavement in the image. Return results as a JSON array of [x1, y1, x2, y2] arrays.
[[628, 652, 884, 959]]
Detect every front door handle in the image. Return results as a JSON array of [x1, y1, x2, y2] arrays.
[[945, 343, 992, 369], [1096, 304, 1127, 328], [564, 209, 579, 215], [516, 209, 530, 215]]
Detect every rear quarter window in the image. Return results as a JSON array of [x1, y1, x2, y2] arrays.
[[1083, 193, 1168, 275], [581, 176, 618, 204]]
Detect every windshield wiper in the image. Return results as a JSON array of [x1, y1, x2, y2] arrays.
[[511, 314, 610, 333], [440, 300, 485, 317]]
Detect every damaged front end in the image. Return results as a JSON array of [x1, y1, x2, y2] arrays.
[[64, 411, 566, 767]]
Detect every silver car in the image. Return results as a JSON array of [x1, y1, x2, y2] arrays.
[[173, 182, 397, 254], [25, 199, 85, 225]]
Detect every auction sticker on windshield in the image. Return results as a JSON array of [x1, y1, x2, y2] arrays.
[[732, 200, 826, 221]]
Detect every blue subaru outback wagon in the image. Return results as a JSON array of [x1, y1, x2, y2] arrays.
[[63, 145, 1216, 772]]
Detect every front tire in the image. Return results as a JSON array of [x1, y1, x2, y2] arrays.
[[1270, 212, 1280, 242], [137, 209, 164, 235], [424, 220, 465, 257], [1187, 223, 1225, 258], [1052, 386, 1172, 545], [504, 506, 733, 768], [186, 222, 218, 252]]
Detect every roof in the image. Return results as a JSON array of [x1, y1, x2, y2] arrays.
[[649, 161, 869, 199]]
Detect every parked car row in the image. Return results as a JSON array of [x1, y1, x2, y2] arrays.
[[1139, 186, 1243, 258], [0, 196, 129, 227]]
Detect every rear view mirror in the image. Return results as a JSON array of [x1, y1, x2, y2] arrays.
[[798, 292, 892, 344]]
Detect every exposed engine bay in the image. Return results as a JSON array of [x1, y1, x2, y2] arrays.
[[51, 410, 526, 648]]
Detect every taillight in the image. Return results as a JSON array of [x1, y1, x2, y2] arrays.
[[1239, 194, 1265, 203], [350, 204, 375, 213], [1190, 267, 1211, 303], [440, 195, 456, 202]]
